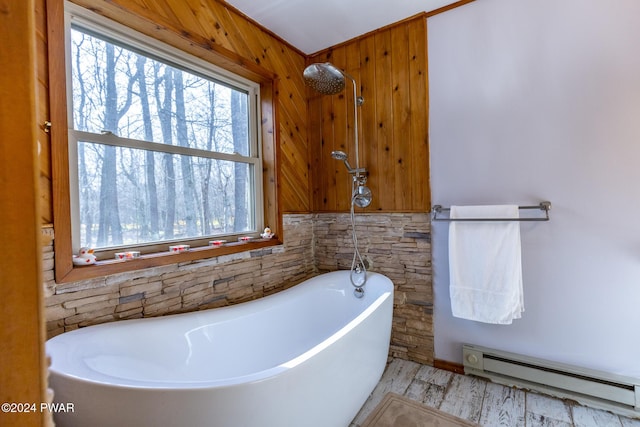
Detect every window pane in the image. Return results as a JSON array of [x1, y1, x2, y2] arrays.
[[78, 141, 253, 249], [70, 27, 250, 156]]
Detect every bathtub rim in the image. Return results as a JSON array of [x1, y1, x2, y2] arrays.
[[47, 270, 394, 390]]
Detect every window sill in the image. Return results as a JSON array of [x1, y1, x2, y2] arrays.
[[47, 0, 282, 286], [56, 237, 281, 283]]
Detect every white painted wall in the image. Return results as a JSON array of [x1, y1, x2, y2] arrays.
[[428, 0, 640, 378]]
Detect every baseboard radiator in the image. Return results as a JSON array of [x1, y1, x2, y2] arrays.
[[463, 344, 640, 418]]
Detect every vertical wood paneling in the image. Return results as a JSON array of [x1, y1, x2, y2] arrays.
[[47, 0, 74, 279], [36, 0, 52, 224], [373, 30, 395, 211], [309, 15, 430, 212], [358, 35, 379, 211], [317, 51, 337, 211], [345, 40, 362, 163], [408, 18, 430, 210], [308, 88, 323, 207], [331, 47, 351, 211], [258, 80, 282, 238], [390, 24, 411, 210], [0, 0, 47, 424]]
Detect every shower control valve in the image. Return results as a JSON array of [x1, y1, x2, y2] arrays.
[[352, 171, 368, 187]]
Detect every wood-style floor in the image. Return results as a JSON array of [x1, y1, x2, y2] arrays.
[[351, 359, 640, 427]]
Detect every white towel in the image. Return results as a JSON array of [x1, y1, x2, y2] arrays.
[[448, 205, 524, 324]]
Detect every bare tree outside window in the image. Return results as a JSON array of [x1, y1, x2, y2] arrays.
[[69, 25, 258, 252]]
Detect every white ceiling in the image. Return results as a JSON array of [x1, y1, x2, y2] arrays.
[[224, 0, 463, 54]]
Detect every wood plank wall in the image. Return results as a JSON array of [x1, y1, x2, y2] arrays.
[[37, 0, 311, 218], [36, 0, 52, 223], [308, 15, 431, 213], [0, 1, 47, 424], [35, 1, 477, 220]]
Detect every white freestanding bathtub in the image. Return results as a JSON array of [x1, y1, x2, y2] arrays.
[[46, 270, 394, 427]]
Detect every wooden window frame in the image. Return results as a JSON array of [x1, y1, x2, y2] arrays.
[[48, 0, 281, 283]]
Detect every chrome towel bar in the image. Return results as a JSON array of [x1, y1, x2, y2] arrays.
[[431, 201, 551, 222]]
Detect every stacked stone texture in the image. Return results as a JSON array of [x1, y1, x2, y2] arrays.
[[43, 213, 433, 365], [44, 215, 315, 336], [313, 213, 433, 365]]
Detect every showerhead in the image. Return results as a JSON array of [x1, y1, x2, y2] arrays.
[[331, 150, 354, 173], [303, 63, 346, 95], [331, 150, 348, 161]]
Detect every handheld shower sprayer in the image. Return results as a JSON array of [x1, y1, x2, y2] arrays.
[[329, 150, 349, 161], [331, 150, 367, 177], [330, 150, 353, 173], [331, 150, 371, 207]]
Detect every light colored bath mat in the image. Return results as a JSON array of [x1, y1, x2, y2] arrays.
[[361, 393, 480, 427]]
